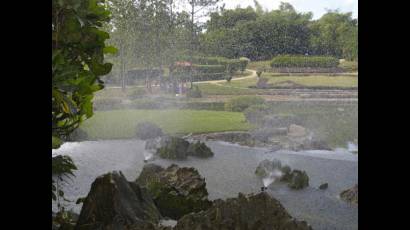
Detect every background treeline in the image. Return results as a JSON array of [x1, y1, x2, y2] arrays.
[[104, 0, 358, 84], [200, 2, 358, 61]]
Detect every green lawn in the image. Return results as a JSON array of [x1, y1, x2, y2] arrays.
[[80, 109, 251, 140]]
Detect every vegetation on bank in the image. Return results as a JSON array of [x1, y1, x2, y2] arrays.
[[270, 55, 339, 68], [80, 109, 251, 139]]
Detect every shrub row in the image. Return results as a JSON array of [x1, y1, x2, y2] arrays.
[[127, 68, 164, 80], [224, 96, 265, 112], [270, 55, 339, 68]]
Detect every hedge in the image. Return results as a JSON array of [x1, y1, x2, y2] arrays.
[[127, 68, 164, 81], [270, 55, 339, 68], [224, 96, 266, 112]]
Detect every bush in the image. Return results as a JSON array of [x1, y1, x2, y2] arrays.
[[135, 122, 164, 140], [186, 85, 202, 98], [239, 57, 250, 72], [224, 96, 265, 112], [157, 136, 190, 160], [270, 55, 339, 68], [187, 141, 214, 158]]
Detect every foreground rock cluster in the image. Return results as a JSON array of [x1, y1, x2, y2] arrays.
[[255, 159, 309, 190], [72, 164, 313, 230], [136, 164, 212, 219]]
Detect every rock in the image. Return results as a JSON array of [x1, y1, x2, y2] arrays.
[[287, 170, 309, 190], [156, 136, 190, 160], [174, 192, 312, 230], [186, 141, 214, 158], [145, 137, 162, 153], [136, 164, 212, 220], [319, 183, 328, 190], [64, 128, 88, 142], [291, 138, 332, 151], [75, 171, 161, 230], [288, 124, 306, 137], [136, 122, 164, 140], [340, 184, 358, 204]]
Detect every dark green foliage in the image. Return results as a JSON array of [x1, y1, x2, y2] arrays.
[[270, 55, 339, 68], [186, 85, 202, 98], [239, 57, 250, 72], [187, 141, 214, 158], [135, 122, 164, 140], [52, 0, 114, 138], [224, 96, 265, 112], [52, 155, 77, 201]]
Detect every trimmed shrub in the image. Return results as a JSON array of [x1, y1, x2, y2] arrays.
[[135, 122, 164, 140], [224, 96, 265, 112], [239, 57, 250, 72], [270, 55, 339, 68]]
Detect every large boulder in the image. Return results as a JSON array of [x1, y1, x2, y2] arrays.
[[174, 192, 312, 230], [340, 184, 358, 204], [136, 164, 212, 220], [255, 160, 309, 190], [136, 122, 164, 140], [75, 171, 161, 230], [286, 170, 309, 190], [186, 141, 214, 158], [156, 136, 190, 160]]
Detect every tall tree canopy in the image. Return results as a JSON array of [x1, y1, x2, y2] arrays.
[[52, 0, 115, 141]]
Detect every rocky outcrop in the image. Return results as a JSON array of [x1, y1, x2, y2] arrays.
[[156, 136, 190, 160], [136, 122, 164, 140], [75, 171, 161, 230], [286, 170, 309, 190], [340, 184, 358, 204], [173, 192, 312, 230], [136, 164, 212, 220], [186, 141, 214, 158], [255, 159, 309, 190]]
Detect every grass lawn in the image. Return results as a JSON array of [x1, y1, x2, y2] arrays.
[[80, 109, 252, 140]]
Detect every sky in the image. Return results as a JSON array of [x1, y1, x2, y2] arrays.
[[221, 0, 358, 19]]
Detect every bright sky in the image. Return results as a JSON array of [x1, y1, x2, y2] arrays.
[[221, 0, 358, 19]]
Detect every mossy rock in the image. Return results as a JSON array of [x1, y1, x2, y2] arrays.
[[156, 136, 190, 160], [288, 170, 309, 190], [187, 141, 214, 158], [136, 164, 212, 220]]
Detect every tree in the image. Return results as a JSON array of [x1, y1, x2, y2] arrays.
[[52, 0, 114, 204], [309, 11, 358, 60]]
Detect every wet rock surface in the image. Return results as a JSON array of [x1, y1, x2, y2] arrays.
[[157, 136, 190, 160], [174, 192, 312, 230], [75, 171, 161, 230], [255, 159, 309, 190], [186, 141, 214, 158], [136, 164, 212, 220], [319, 183, 329, 190], [340, 184, 358, 204]]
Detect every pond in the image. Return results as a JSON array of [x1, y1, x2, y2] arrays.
[[52, 139, 357, 230]]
